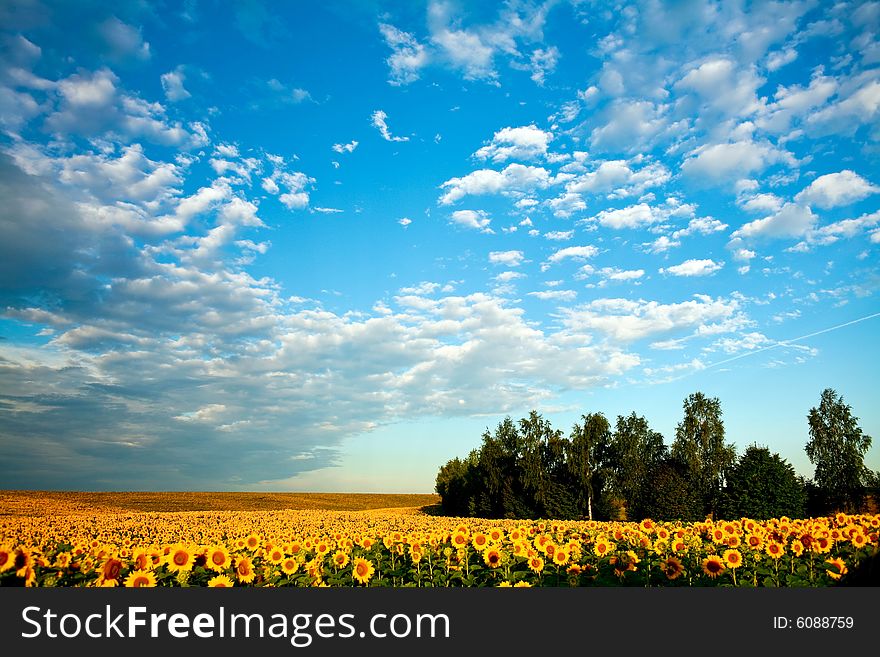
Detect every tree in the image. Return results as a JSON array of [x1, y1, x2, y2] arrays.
[[631, 457, 701, 521], [568, 413, 612, 520], [720, 445, 806, 520], [805, 388, 873, 513], [607, 413, 667, 520], [671, 392, 736, 518]]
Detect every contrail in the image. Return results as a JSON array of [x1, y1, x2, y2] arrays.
[[704, 311, 880, 370]]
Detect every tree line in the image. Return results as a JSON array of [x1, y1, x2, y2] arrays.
[[435, 388, 877, 521]]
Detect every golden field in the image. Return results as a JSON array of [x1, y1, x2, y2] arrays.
[[1, 491, 878, 588]]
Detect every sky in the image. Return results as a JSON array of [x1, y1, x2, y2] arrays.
[[0, 0, 878, 493]]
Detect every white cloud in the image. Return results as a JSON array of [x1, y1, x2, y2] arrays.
[[589, 203, 662, 229], [98, 17, 150, 60], [379, 23, 429, 86], [494, 271, 525, 283], [738, 192, 783, 214], [427, 2, 497, 82], [529, 47, 559, 86], [660, 259, 723, 276], [573, 160, 663, 193], [733, 202, 817, 240], [543, 245, 599, 270], [544, 230, 573, 241], [795, 170, 879, 209], [489, 250, 525, 266], [450, 209, 492, 233], [473, 125, 553, 163], [806, 78, 880, 136], [332, 140, 359, 154], [160, 67, 190, 102], [398, 217, 412, 227], [371, 110, 409, 142], [439, 163, 551, 205], [590, 100, 670, 152], [766, 47, 798, 71], [558, 295, 742, 343], [528, 289, 577, 301], [681, 140, 794, 183]]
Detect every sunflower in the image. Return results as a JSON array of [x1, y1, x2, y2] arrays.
[[489, 528, 504, 543], [99, 557, 124, 584], [208, 575, 235, 588], [593, 537, 614, 557], [451, 532, 469, 549], [513, 581, 532, 587], [765, 541, 784, 560], [723, 549, 743, 569], [281, 558, 299, 576], [566, 564, 582, 576], [235, 556, 256, 584], [528, 556, 545, 573], [124, 570, 157, 588], [825, 557, 848, 581], [497, 581, 512, 587], [471, 533, 489, 552], [702, 555, 725, 579], [790, 539, 805, 557], [726, 534, 741, 549], [166, 544, 194, 573], [483, 548, 503, 568], [245, 534, 261, 552], [851, 532, 868, 549], [352, 558, 375, 585], [13, 547, 33, 578], [131, 549, 151, 572], [204, 545, 231, 572], [267, 547, 285, 565], [333, 550, 350, 569], [812, 536, 832, 554], [552, 548, 569, 567], [745, 534, 764, 551], [659, 556, 685, 580]]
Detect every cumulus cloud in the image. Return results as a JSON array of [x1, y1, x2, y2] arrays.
[[371, 110, 409, 142], [557, 295, 742, 343], [160, 66, 191, 102], [529, 47, 559, 86], [439, 163, 551, 205], [379, 23, 429, 86], [473, 125, 553, 163], [450, 209, 493, 233], [794, 170, 879, 209], [588, 203, 662, 229], [680, 140, 795, 184], [528, 289, 577, 301], [98, 17, 151, 60], [542, 246, 599, 271], [332, 140, 359, 154], [660, 259, 724, 277], [488, 250, 525, 266], [732, 202, 817, 240]]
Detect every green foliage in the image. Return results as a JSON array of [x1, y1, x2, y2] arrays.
[[630, 457, 702, 522], [607, 412, 668, 520], [805, 388, 873, 513], [671, 392, 736, 518], [719, 445, 806, 520], [435, 388, 872, 521]]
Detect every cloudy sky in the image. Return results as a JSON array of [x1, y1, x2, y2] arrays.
[[0, 0, 878, 492]]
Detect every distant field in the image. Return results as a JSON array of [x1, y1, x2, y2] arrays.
[[0, 490, 440, 516]]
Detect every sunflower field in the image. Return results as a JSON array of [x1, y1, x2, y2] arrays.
[[2, 506, 878, 588]]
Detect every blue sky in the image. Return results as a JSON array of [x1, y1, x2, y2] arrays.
[[0, 0, 878, 492]]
